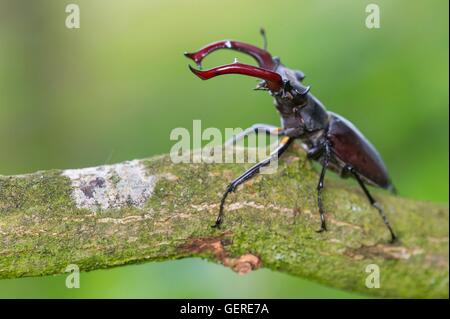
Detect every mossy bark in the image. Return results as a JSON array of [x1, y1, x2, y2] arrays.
[[0, 145, 448, 298]]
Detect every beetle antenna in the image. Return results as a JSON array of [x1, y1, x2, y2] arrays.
[[260, 27, 268, 50]]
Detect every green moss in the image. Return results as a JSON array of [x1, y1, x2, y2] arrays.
[[0, 170, 75, 215]]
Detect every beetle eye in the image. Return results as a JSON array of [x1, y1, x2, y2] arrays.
[[294, 70, 306, 81], [254, 81, 269, 91]]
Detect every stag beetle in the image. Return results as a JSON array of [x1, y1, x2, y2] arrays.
[[185, 30, 397, 242]]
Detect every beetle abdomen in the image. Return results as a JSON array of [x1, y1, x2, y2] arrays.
[[326, 112, 392, 189]]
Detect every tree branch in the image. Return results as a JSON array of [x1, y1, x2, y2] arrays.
[[0, 144, 448, 298]]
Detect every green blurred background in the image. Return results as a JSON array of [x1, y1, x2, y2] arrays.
[[0, 0, 448, 298]]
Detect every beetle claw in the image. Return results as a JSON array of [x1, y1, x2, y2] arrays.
[[188, 64, 205, 79], [183, 51, 194, 60], [184, 52, 202, 69]]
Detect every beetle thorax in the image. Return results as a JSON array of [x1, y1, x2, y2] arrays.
[[274, 92, 330, 138]]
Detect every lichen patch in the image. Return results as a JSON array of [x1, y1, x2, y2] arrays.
[[62, 160, 156, 211]]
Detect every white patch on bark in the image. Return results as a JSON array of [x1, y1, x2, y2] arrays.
[[62, 160, 156, 211]]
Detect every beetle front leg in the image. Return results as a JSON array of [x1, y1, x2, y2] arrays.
[[224, 124, 283, 147], [213, 136, 292, 228], [306, 145, 325, 160]]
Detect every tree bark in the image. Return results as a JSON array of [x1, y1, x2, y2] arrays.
[[0, 144, 448, 298]]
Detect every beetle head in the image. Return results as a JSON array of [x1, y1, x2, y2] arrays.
[[271, 64, 311, 102]]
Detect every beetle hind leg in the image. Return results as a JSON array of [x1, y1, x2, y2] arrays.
[[349, 167, 397, 243], [316, 144, 331, 233]]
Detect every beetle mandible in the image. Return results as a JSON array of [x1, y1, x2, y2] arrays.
[[185, 30, 397, 242]]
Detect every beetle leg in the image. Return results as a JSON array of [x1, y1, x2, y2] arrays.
[[213, 136, 292, 228], [388, 184, 398, 195], [224, 124, 282, 147], [306, 145, 325, 160], [316, 143, 331, 233], [349, 167, 398, 243], [184, 40, 276, 70], [188, 62, 284, 92]]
